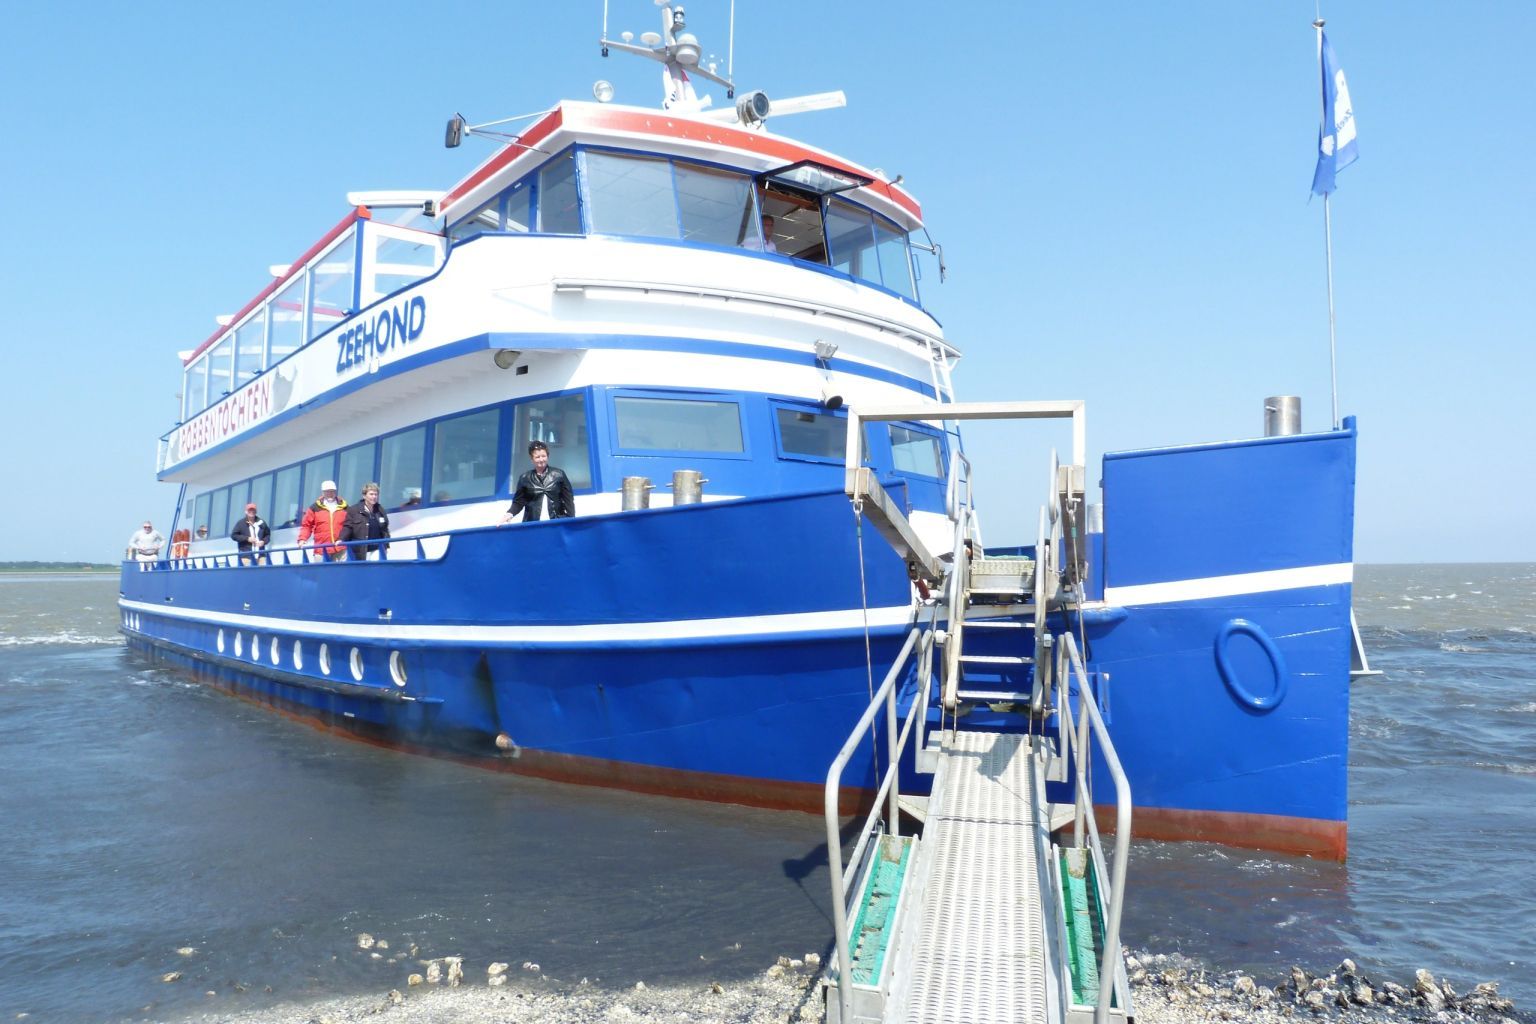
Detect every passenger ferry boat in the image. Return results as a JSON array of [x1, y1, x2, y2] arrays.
[[120, 3, 1362, 859]]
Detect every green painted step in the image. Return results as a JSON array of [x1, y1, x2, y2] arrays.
[[848, 835, 913, 986], [1060, 847, 1107, 1007]]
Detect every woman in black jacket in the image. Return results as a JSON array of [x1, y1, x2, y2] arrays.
[[339, 483, 391, 560]]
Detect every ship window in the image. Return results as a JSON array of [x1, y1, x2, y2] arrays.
[[614, 396, 743, 453], [184, 358, 208, 418], [537, 150, 582, 234], [207, 337, 234, 399], [268, 274, 306, 362], [194, 492, 212, 537], [300, 454, 336, 508], [308, 227, 357, 341], [225, 481, 250, 535], [248, 473, 274, 526], [873, 218, 914, 299], [379, 426, 426, 511], [209, 488, 230, 542], [825, 198, 880, 287], [430, 408, 500, 501], [273, 464, 302, 528], [337, 441, 376, 503], [773, 407, 863, 464], [513, 392, 591, 489], [233, 309, 267, 385], [448, 199, 499, 243], [888, 424, 944, 478], [368, 230, 441, 298], [675, 162, 755, 247], [585, 152, 680, 239], [501, 179, 531, 232], [760, 186, 826, 263]]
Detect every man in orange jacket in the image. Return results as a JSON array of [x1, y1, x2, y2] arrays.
[[297, 480, 349, 561]]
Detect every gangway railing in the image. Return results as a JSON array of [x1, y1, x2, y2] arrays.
[[823, 607, 939, 1024], [127, 530, 457, 571]]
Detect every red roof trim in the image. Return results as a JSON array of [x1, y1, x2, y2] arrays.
[[183, 207, 370, 366]]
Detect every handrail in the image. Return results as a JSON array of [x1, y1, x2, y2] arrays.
[[1056, 631, 1132, 1024], [132, 530, 457, 571], [824, 606, 937, 1024]]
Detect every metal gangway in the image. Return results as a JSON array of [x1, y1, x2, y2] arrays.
[[824, 402, 1133, 1024]]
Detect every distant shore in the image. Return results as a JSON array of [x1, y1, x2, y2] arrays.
[[0, 563, 116, 574]]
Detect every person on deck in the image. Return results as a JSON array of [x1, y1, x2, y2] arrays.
[[339, 483, 390, 560], [127, 521, 163, 564], [230, 503, 270, 565], [742, 213, 778, 253], [297, 480, 348, 560], [498, 441, 575, 524]]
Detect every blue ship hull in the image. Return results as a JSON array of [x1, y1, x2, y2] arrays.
[[121, 423, 1360, 858]]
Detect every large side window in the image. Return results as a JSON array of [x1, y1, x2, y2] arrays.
[[825, 198, 880, 287], [225, 480, 251, 536], [233, 310, 267, 386], [513, 393, 591, 489], [273, 465, 302, 528], [430, 409, 500, 501], [248, 473, 274, 526], [676, 162, 755, 247], [537, 151, 582, 234], [585, 152, 680, 239], [336, 441, 376, 503], [209, 488, 230, 542], [888, 424, 944, 478], [207, 337, 234, 401], [501, 178, 532, 232], [614, 396, 743, 454], [308, 228, 357, 341], [193, 492, 212, 537], [300, 454, 336, 510], [775, 406, 850, 463], [379, 426, 426, 511], [873, 218, 915, 299]]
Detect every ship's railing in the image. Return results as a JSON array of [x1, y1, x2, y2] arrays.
[[1052, 630, 1132, 1024], [823, 604, 939, 1024], [129, 531, 456, 571]]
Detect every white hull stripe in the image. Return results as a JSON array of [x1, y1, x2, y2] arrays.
[[1102, 563, 1353, 607], [118, 599, 917, 644]]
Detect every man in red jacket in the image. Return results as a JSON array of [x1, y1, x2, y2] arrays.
[[297, 480, 348, 561]]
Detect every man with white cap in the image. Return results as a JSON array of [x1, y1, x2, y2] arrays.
[[297, 480, 348, 561]]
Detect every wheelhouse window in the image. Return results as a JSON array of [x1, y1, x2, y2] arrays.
[[825, 198, 915, 299], [430, 408, 500, 501], [514, 393, 591, 489], [502, 179, 531, 232], [273, 464, 302, 528], [888, 424, 944, 478], [379, 426, 426, 511], [676, 162, 755, 246], [537, 150, 582, 234], [448, 199, 499, 243], [614, 396, 743, 454], [585, 152, 679, 239]]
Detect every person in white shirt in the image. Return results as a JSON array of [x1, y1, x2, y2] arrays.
[[127, 521, 164, 565]]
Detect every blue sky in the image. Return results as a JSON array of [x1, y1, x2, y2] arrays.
[[0, 2, 1530, 563]]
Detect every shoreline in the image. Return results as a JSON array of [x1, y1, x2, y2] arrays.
[[157, 949, 1527, 1024]]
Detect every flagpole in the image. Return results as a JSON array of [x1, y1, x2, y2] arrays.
[[1315, 17, 1340, 429]]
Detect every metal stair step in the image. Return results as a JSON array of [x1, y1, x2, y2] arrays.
[[956, 689, 1034, 703], [963, 619, 1029, 629], [960, 654, 1031, 665]]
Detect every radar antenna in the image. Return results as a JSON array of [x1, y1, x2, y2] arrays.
[[600, 2, 735, 110]]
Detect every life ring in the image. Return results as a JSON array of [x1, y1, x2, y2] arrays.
[[171, 528, 191, 560], [1214, 618, 1288, 711]]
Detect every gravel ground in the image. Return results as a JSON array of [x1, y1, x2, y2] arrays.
[[157, 950, 1527, 1024]]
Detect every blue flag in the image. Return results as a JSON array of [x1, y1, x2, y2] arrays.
[[1311, 31, 1359, 195]]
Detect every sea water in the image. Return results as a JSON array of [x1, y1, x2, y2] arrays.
[[1, 566, 1532, 1021]]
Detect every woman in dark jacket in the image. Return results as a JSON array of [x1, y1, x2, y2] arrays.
[[339, 482, 390, 560]]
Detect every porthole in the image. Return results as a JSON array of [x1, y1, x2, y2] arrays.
[[250, 635, 262, 662], [293, 639, 304, 671], [216, 628, 225, 653], [389, 651, 408, 687], [270, 636, 280, 665], [349, 647, 364, 682], [318, 643, 332, 676], [233, 632, 243, 658]]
